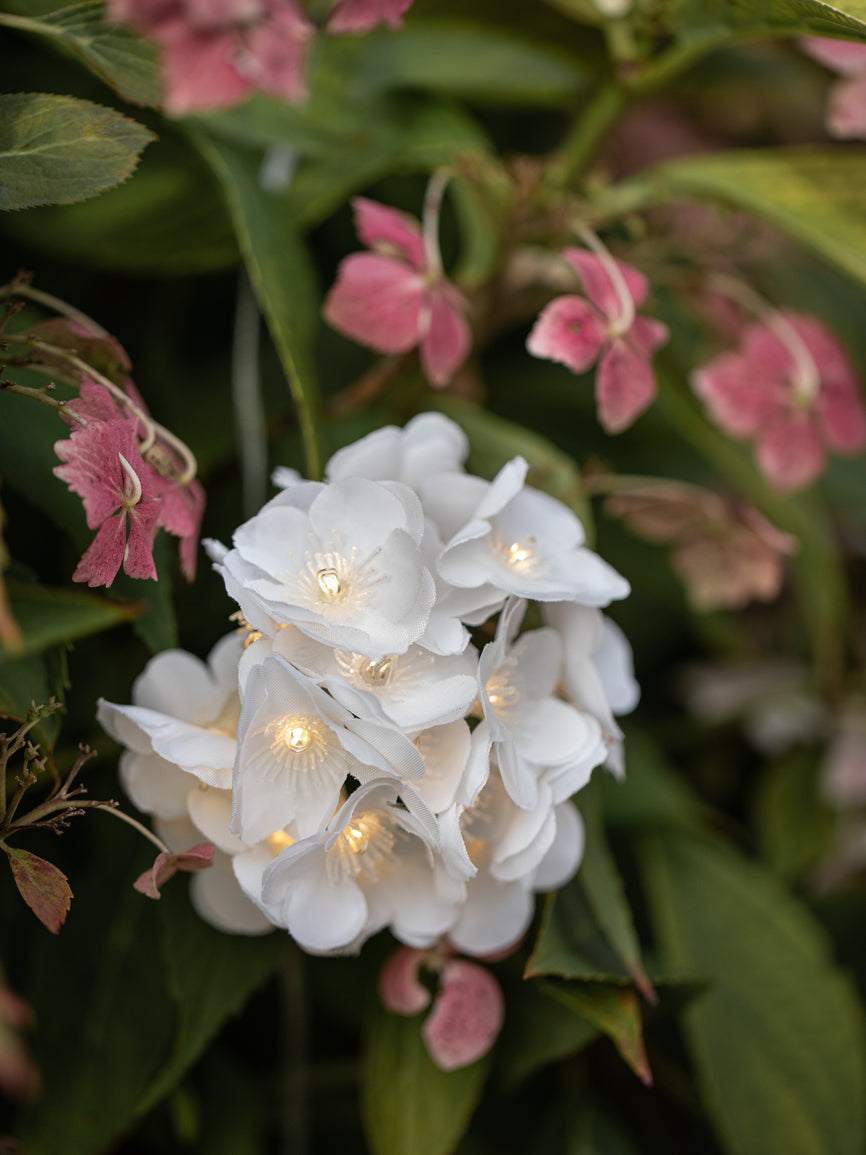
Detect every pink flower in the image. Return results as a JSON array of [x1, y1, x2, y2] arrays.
[[322, 195, 472, 388], [801, 37, 866, 139], [606, 481, 798, 612], [107, 0, 313, 114], [53, 419, 161, 588], [133, 842, 215, 899], [526, 249, 669, 434], [692, 311, 866, 491], [327, 0, 414, 33], [66, 380, 205, 582], [379, 944, 504, 1071]]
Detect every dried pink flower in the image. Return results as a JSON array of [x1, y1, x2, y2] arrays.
[[54, 419, 161, 588], [379, 944, 505, 1071], [107, 0, 314, 113], [526, 248, 669, 433], [323, 194, 472, 388], [327, 0, 414, 33], [133, 842, 215, 899], [606, 481, 798, 612], [692, 311, 866, 492]]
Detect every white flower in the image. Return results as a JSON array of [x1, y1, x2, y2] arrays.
[[544, 602, 639, 777], [219, 477, 436, 659], [428, 457, 630, 606], [477, 599, 608, 809], [233, 654, 424, 844], [257, 779, 456, 954], [325, 412, 469, 497]]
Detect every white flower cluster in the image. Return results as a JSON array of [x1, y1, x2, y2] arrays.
[[98, 414, 638, 956]]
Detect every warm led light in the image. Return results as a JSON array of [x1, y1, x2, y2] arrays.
[[287, 726, 312, 751], [486, 675, 520, 710], [269, 717, 315, 754], [362, 656, 395, 685], [505, 536, 536, 566], [317, 568, 342, 598], [344, 823, 369, 854], [266, 830, 294, 855]]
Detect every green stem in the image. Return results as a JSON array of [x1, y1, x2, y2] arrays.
[[0, 280, 108, 336], [92, 803, 172, 855], [556, 79, 630, 183], [0, 379, 87, 424], [626, 30, 731, 97]]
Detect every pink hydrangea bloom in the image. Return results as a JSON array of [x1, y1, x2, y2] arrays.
[[801, 37, 866, 138], [327, 0, 414, 33], [322, 196, 472, 388], [526, 248, 669, 434], [54, 419, 161, 588], [692, 311, 866, 491], [107, 0, 313, 114], [379, 944, 505, 1071]]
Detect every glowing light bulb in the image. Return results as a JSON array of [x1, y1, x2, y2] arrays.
[[505, 536, 536, 566], [362, 656, 394, 685], [316, 568, 341, 598], [286, 725, 312, 751], [267, 830, 294, 855], [344, 823, 369, 854]]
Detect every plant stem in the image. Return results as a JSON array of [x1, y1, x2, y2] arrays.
[[556, 79, 629, 183], [0, 280, 108, 336], [92, 803, 172, 855], [0, 379, 87, 424]]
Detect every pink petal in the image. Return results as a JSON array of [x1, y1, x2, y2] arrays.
[[421, 959, 504, 1071], [691, 349, 786, 438], [160, 30, 252, 114], [420, 281, 472, 387], [105, 0, 177, 33], [124, 499, 162, 581], [323, 252, 425, 353], [54, 418, 149, 529], [65, 380, 124, 424], [72, 514, 129, 588], [827, 76, 866, 137], [801, 36, 866, 77], [185, 0, 264, 29], [756, 412, 826, 492], [328, 0, 414, 33], [563, 249, 649, 317], [379, 946, 432, 1015], [629, 315, 669, 359], [596, 338, 657, 433], [134, 842, 215, 900], [526, 295, 606, 374], [352, 197, 426, 269], [244, 2, 313, 103]]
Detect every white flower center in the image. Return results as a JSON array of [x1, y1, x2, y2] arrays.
[[260, 713, 332, 778], [294, 543, 383, 619], [493, 534, 542, 576], [326, 809, 398, 883]]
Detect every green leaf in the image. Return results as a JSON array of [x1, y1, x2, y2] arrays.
[[5, 130, 238, 273], [638, 829, 866, 1155], [674, 0, 866, 44], [191, 130, 324, 480], [753, 747, 835, 880], [358, 20, 593, 106], [633, 150, 866, 290], [597, 730, 706, 832], [0, 93, 154, 211], [5, 847, 72, 934], [525, 869, 630, 983], [136, 882, 290, 1114], [0, 580, 143, 662], [496, 979, 599, 1087], [362, 1001, 489, 1155], [1, 2, 161, 106], [432, 398, 594, 542], [578, 783, 655, 1001], [541, 981, 653, 1086]]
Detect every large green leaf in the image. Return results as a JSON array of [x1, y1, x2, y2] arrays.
[[1, 2, 161, 105], [192, 130, 324, 480], [753, 748, 835, 881], [0, 93, 154, 211], [638, 829, 866, 1155], [362, 1001, 490, 1155], [674, 0, 866, 43], [357, 20, 592, 106], [0, 580, 142, 661], [5, 131, 238, 273], [541, 981, 652, 1085], [622, 150, 866, 289], [136, 883, 290, 1113], [525, 869, 630, 983], [496, 979, 599, 1087]]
